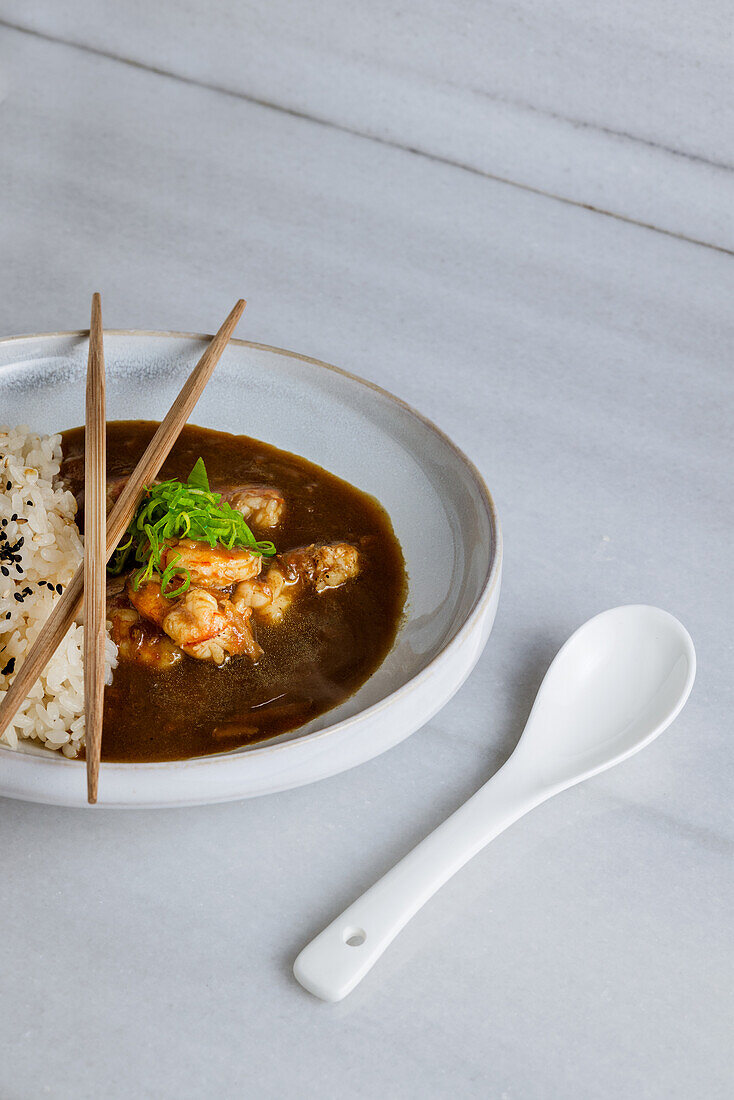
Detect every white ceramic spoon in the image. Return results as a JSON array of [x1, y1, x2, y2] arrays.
[[294, 605, 695, 1002]]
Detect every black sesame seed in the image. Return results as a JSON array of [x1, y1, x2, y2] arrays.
[[17, 538, 23, 547], [26, 501, 32, 506], [5, 481, 11, 490], [1, 657, 15, 676], [15, 565, 22, 574], [56, 584, 63, 594], [1, 518, 6, 526], [10, 513, 17, 521], [4, 611, 10, 619], [0, 567, 7, 577], [13, 593, 23, 602]]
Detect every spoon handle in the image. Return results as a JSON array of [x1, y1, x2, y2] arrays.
[[293, 759, 547, 1001]]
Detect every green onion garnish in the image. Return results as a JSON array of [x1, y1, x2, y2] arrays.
[[108, 459, 276, 597]]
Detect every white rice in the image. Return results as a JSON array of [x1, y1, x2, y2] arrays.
[[0, 425, 117, 757]]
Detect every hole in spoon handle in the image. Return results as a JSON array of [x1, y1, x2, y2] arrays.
[[294, 904, 391, 1001]]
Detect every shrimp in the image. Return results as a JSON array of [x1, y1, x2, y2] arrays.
[[160, 538, 262, 588], [125, 578, 170, 627], [233, 565, 292, 625], [224, 486, 285, 529], [281, 542, 359, 593], [108, 601, 183, 669], [163, 588, 262, 664], [233, 542, 359, 625], [128, 580, 261, 665]]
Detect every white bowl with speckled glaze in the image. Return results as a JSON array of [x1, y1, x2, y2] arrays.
[[0, 332, 502, 807]]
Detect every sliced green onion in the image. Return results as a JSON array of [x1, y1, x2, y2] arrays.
[[107, 458, 276, 597]]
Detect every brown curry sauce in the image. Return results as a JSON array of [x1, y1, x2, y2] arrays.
[[60, 421, 407, 762]]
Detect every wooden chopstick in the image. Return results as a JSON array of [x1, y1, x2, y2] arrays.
[[0, 299, 246, 782], [84, 293, 106, 803]]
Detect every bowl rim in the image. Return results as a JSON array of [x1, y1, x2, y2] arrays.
[[0, 329, 503, 773]]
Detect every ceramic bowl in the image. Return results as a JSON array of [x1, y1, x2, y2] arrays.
[[0, 332, 502, 807]]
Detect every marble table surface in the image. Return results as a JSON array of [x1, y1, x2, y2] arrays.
[[0, 24, 732, 1100], [3, 1, 734, 250]]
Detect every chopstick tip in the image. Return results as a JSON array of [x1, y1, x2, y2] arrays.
[[90, 293, 103, 333], [87, 760, 99, 804]]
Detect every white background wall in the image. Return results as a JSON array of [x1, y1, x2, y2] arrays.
[[1, 0, 732, 249]]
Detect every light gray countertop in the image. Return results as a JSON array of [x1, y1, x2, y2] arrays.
[[0, 23, 731, 1100], [3, 0, 733, 249]]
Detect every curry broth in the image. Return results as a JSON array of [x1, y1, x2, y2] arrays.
[[60, 421, 407, 762]]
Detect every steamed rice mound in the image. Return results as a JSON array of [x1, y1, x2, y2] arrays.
[[0, 425, 117, 757]]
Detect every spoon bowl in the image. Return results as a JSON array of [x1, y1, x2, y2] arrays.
[[515, 605, 696, 789]]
